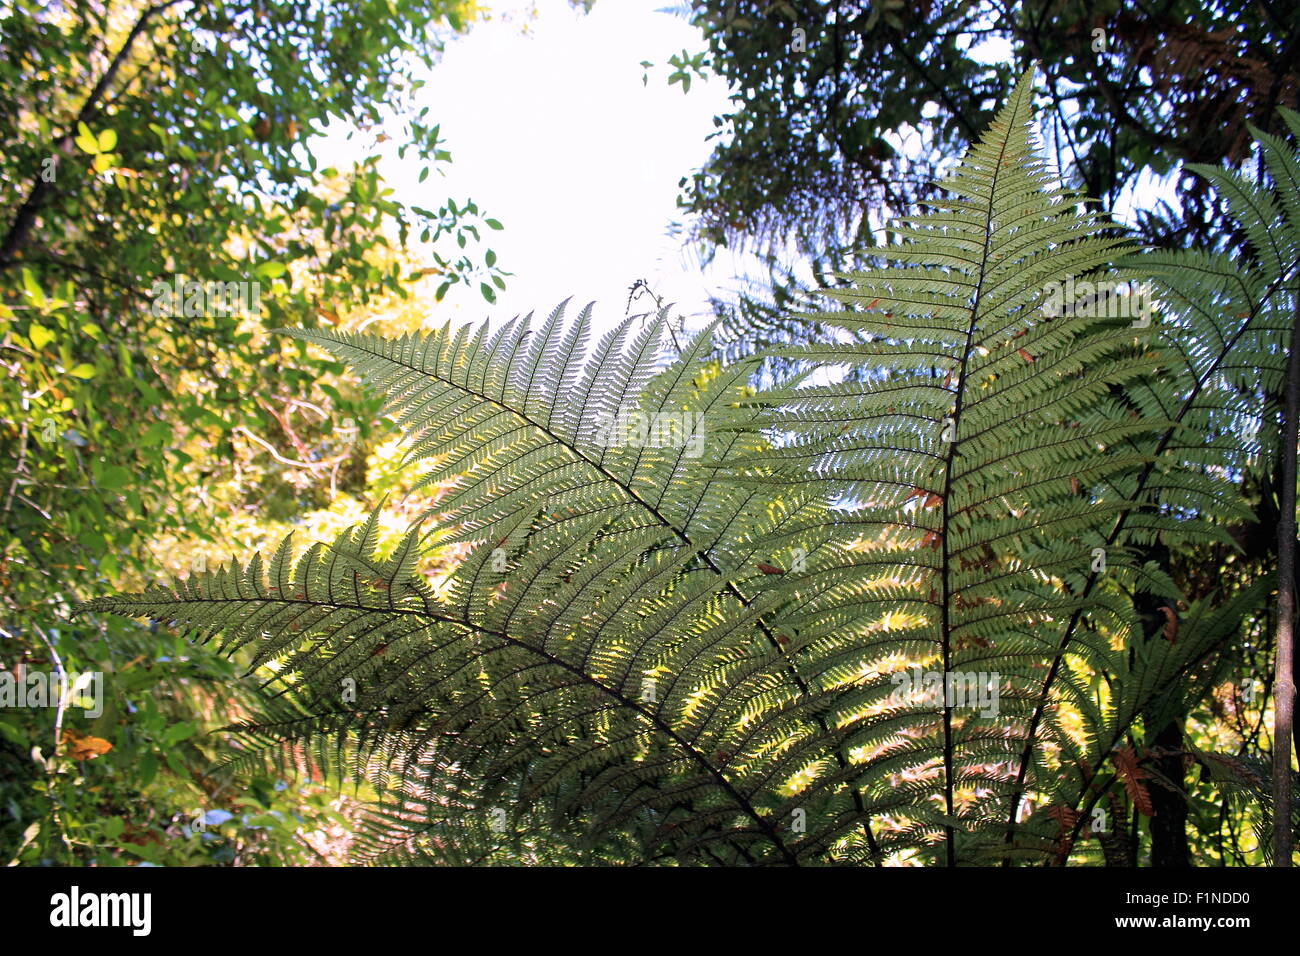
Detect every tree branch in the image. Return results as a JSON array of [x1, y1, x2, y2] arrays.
[[0, 0, 193, 268]]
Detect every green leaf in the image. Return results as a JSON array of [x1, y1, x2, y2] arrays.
[[139, 752, 158, 787], [98, 465, 130, 490], [97, 128, 118, 152], [29, 324, 54, 349], [0, 719, 28, 748], [141, 421, 171, 446], [164, 748, 187, 776], [75, 122, 98, 154], [69, 363, 96, 379], [21, 268, 46, 308], [162, 722, 197, 746]]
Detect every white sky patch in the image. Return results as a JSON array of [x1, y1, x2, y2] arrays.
[[310, 2, 1180, 339], [315, 0, 734, 334]]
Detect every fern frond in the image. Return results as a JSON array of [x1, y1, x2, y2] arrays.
[[717, 66, 1197, 863], [82, 500, 906, 863]]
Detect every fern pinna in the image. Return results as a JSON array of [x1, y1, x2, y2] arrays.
[[77, 69, 1263, 865]]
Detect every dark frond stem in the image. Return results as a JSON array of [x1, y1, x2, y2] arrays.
[[938, 108, 1012, 868]]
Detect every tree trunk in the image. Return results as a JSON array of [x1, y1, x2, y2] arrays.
[[1148, 718, 1192, 867], [1273, 304, 1300, 867], [1136, 542, 1193, 867]]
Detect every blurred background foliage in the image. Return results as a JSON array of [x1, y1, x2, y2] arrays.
[[1, 0, 491, 865]]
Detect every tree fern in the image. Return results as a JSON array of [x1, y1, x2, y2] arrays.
[[75, 69, 1262, 865], [714, 66, 1227, 863]]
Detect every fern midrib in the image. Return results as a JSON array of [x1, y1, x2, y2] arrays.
[[936, 113, 1018, 867]]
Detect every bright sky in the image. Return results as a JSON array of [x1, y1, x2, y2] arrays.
[[314, 1, 1176, 336], [319, 0, 735, 333]]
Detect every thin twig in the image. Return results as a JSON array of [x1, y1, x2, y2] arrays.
[[31, 623, 72, 858]]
